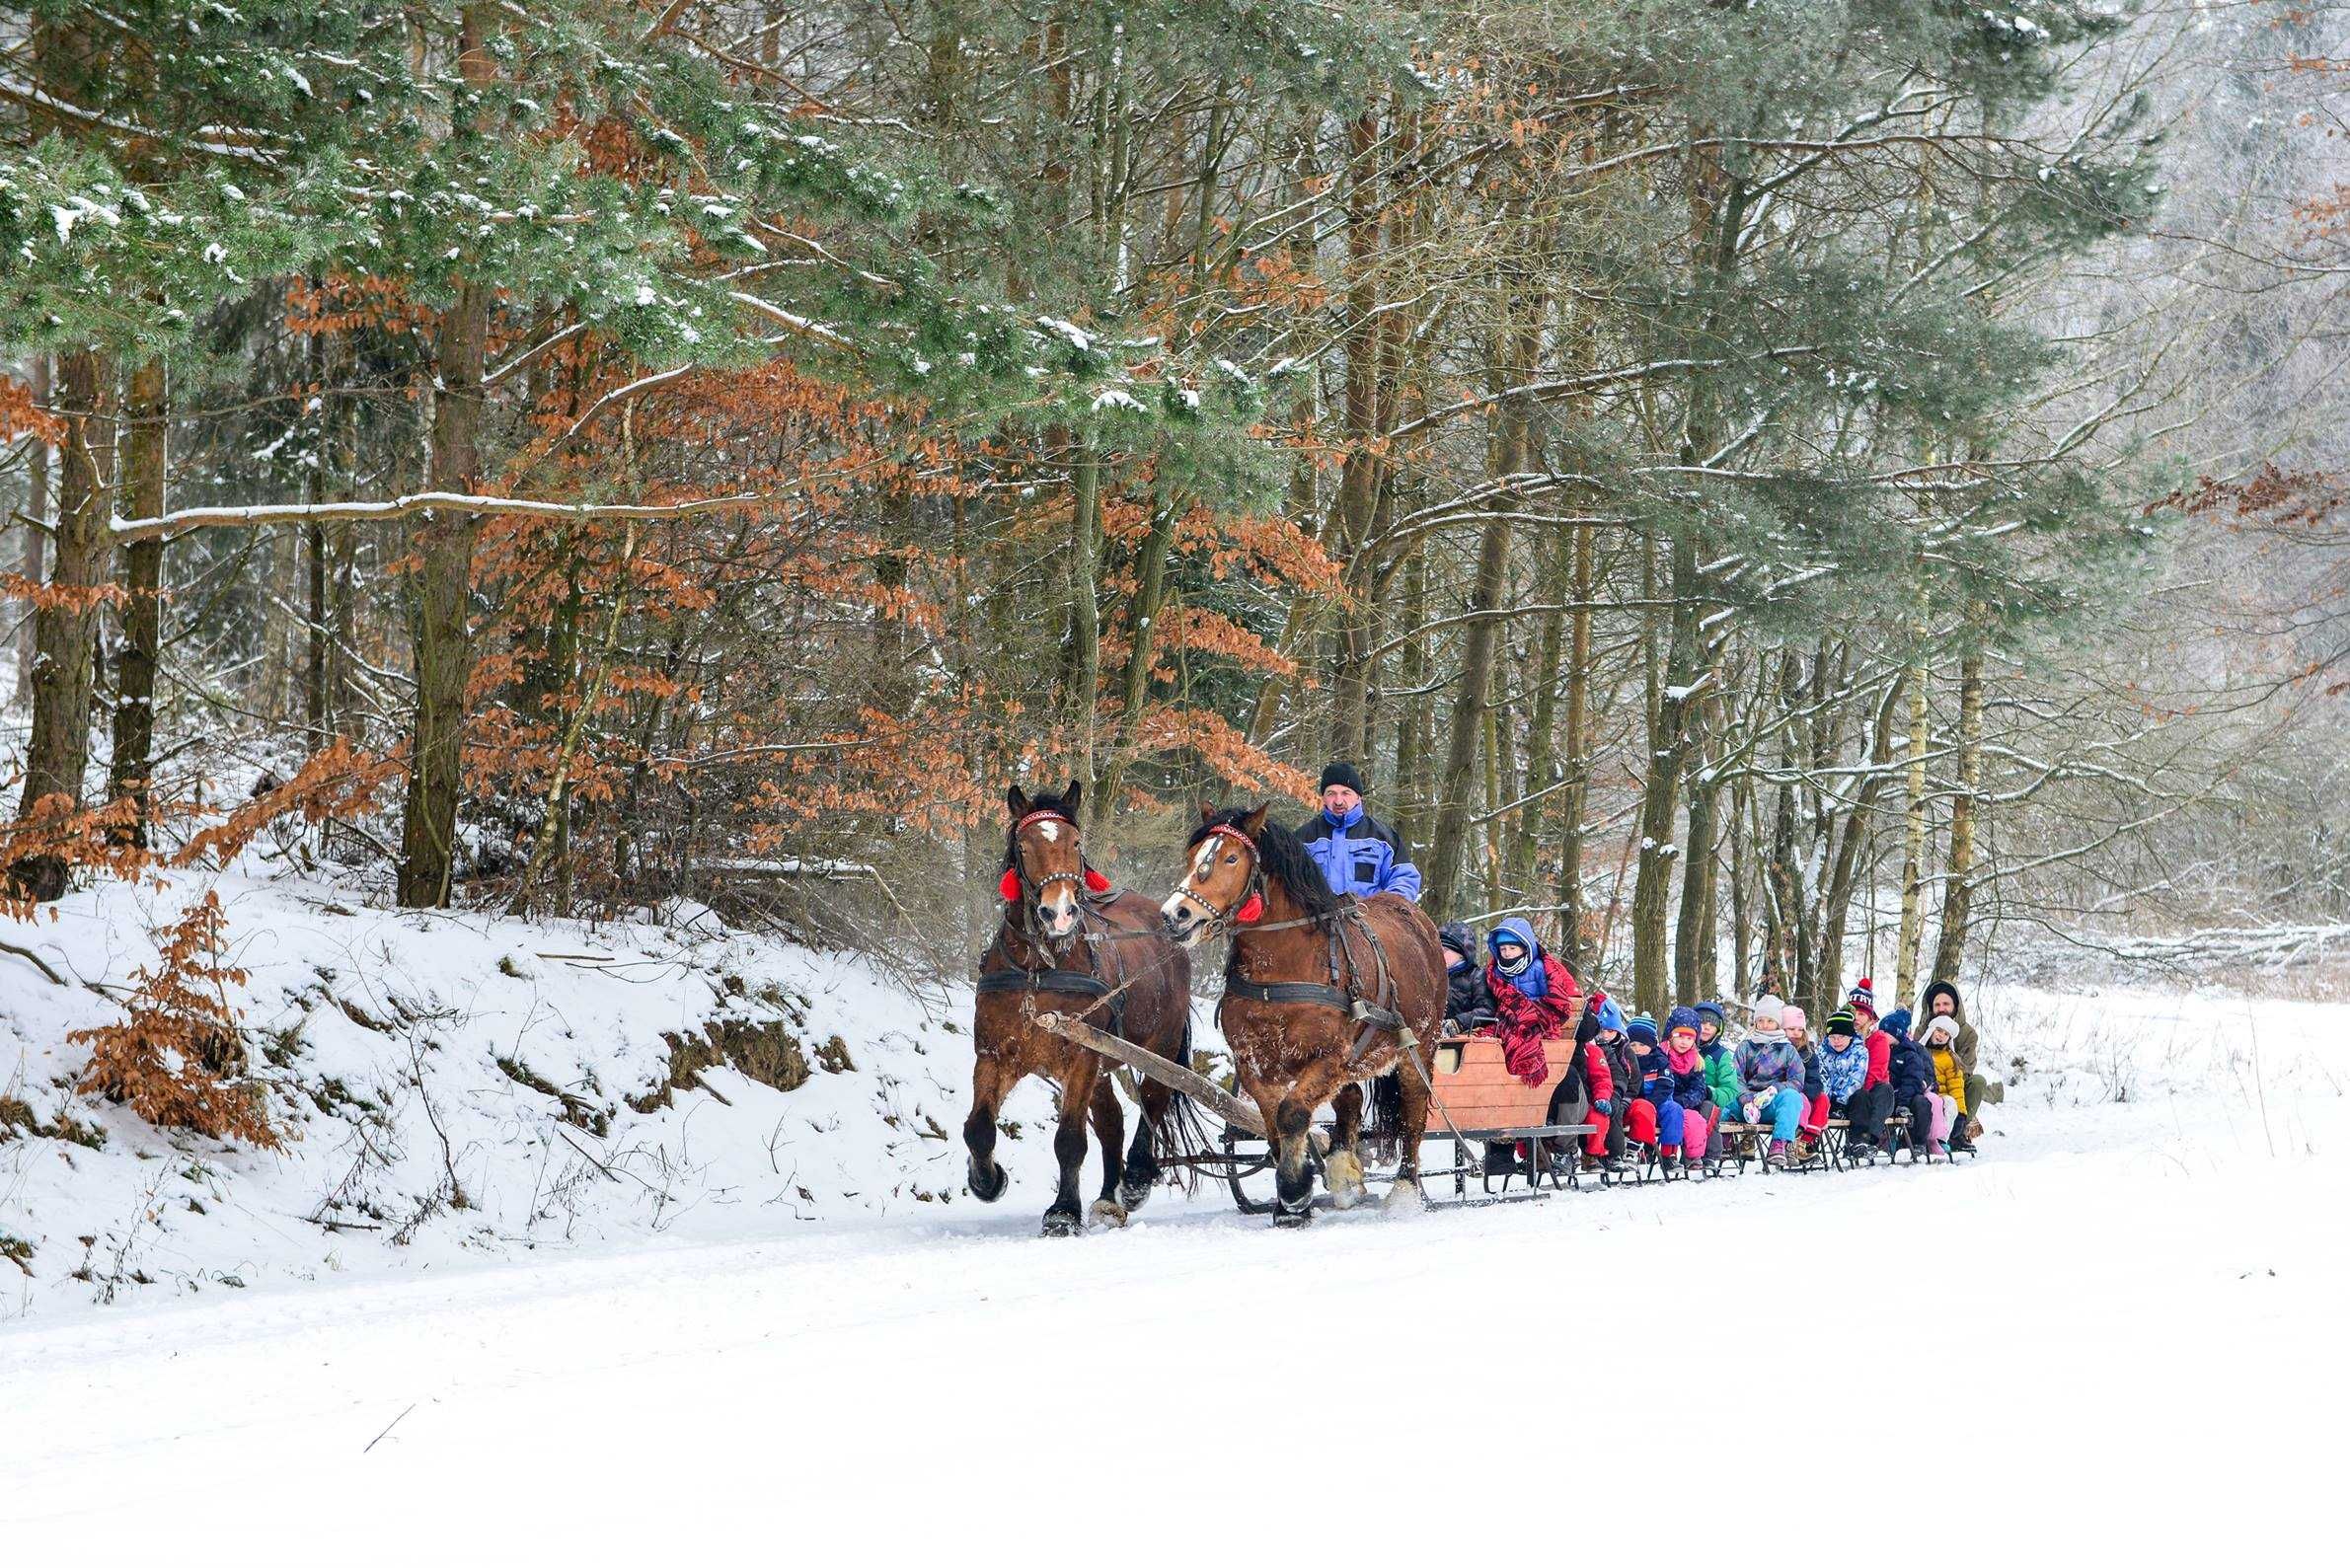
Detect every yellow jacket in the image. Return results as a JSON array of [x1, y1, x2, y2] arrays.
[[1931, 1045, 1967, 1101]]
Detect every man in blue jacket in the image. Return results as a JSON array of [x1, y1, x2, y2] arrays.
[[1296, 762, 1422, 901]]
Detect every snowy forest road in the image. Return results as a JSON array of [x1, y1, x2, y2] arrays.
[[4, 1092, 2343, 1561]]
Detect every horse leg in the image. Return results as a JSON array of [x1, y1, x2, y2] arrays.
[[1042, 1058, 1099, 1236], [1121, 1074, 1172, 1212], [1324, 1083, 1369, 1210], [963, 1053, 1014, 1203], [1087, 1077, 1130, 1228], [1267, 1059, 1348, 1229], [1269, 1091, 1316, 1229], [1389, 1045, 1432, 1210]]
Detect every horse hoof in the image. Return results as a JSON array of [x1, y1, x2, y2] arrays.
[[1089, 1198, 1129, 1228], [1041, 1210, 1082, 1237], [1117, 1178, 1155, 1213], [1383, 1180, 1426, 1215], [969, 1161, 1009, 1203], [1323, 1149, 1367, 1210], [1271, 1206, 1313, 1230]]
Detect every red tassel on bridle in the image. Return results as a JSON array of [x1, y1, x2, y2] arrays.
[[1084, 867, 1111, 893], [998, 867, 1023, 901], [1234, 892, 1263, 924]]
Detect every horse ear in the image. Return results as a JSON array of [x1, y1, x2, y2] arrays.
[[1198, 800, 1217, 824], [1239, 802, 1270, 837], [1007, 784, 1029, 817], [1063, 778, 1083, 815]]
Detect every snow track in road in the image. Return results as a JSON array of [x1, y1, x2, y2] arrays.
[[7, 1082, 2343, 1561]]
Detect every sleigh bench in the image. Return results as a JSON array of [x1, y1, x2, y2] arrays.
[[1414, 1032, 1595, 1203]]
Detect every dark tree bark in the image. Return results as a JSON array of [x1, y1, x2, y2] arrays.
[[11, 350, 116, 901], [1932, 645, 1986, 982], [107, 358, 167, 845]]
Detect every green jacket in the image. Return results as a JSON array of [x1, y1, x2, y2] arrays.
[[1700, 1042, 1742, 1117]]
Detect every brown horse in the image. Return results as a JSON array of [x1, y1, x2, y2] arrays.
[[1159, 803, 1446, 1227], [966, 781, 1198, 1235]]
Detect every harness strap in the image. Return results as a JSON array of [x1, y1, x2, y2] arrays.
[[1224, 976, 1354, 1008], [974, 967, 1113, 999]]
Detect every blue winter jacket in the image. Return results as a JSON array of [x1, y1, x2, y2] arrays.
[[1627, 1040, 1674, 1105], [1819, 1038, 1869, 1102], [1297, 806, 1423, 901]]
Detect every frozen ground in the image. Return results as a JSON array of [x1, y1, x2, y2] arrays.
[[4, 879, 2345, 1558]]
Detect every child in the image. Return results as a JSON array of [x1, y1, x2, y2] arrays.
[[1621, 1012, 1674, 1160], [1556, 991, 1627, 1173], [1694, 1000, 1743, 1126], [1882, 1008, 1938, 1159], [1734, 995, 1809, 1168], [1438, 920, 1499, 1035], [1484, 918, 1581, 1085], [1921, 1010, 1975, 1155], [1783, 1004, 1828, 1157], [1819, 1008, 1888, 1156], [1662, 1009, 1717, 1173]]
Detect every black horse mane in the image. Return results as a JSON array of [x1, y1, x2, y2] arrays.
[[1003, 784, 1083, 874], [1187, 806, 1343, 919]]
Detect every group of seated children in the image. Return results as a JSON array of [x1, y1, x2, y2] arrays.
[[1435, 920, 1990, 1176]]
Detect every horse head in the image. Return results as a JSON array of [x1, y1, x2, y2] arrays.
[[1004, 781, 1089, 943], [1162, 802, 1271, 945]]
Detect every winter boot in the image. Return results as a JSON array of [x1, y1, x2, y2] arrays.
[[1949, 1119, 1976, 1154], [1766, 1139, 1792, 1169]]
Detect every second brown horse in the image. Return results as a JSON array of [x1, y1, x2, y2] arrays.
[[967, 781, 1197, 1235], [1159, 803, 1446, 1226]]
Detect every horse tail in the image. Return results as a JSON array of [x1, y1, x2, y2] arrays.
[[1149, 1020, 1213, 1192]]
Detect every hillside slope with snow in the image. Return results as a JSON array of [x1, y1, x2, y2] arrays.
[[1, 868, 1026, 1321]]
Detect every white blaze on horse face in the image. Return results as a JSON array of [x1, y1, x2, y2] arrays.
[[1037, 820, 1059, 843], [1189, 840, 1217, 886], [1042, 882, 1078, 933]]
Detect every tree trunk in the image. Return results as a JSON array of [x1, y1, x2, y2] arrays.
[[396, 280, 490, 908], [397, 7, 493, 908], [10, 349, 116, 901], [1065, 437, 1101, 791], [1555, 520, 1594, 972], [1674, 721, 1718, 1003], [1894, 657, 1933, 1003], [1931, 646, 1985, 982], [1814, 667, 1911, 1014], [1094, 495, 1178, 832], [107, 358, 167, 845], [13, 355, 47, 698], [1630, 534, 1699, 1013]]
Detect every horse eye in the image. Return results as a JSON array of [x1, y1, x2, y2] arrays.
[[1223, 854, 1237, 864]]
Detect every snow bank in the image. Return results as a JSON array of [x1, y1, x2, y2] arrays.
[[1, 866, 1033, 1321]]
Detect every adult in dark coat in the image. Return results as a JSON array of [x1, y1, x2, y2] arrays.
[[1438, 921, 1498, 1033]]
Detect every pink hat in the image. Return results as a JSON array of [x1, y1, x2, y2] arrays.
[[1781, 1005, 1808, 1033]]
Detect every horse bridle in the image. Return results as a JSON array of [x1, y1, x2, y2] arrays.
[[1172, 823, 1276, 938], [1007, 808, 1095, 949]]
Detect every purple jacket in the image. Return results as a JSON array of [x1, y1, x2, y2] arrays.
[[1736, 1032, 1805, 1095]]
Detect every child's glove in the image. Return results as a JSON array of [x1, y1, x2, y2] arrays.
[[1591, 1099, 1612, 1116]]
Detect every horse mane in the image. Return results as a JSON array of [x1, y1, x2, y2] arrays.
[[1188, 807, 1343, 919], [1003, 784, 1082, 873]]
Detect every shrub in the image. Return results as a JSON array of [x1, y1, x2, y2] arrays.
[[73, 893, 280, 1149]]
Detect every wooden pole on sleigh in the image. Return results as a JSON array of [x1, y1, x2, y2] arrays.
[[1031, 1009, 1269, 1136]]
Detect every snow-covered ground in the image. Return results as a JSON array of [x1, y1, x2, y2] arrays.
[[4, 874, 2345, 1558]]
